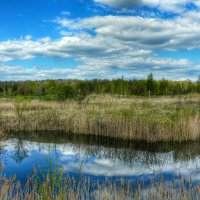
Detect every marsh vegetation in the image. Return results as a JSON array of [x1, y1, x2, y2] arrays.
[[1, 168, 200, 200], [0, 94, 199, 142]]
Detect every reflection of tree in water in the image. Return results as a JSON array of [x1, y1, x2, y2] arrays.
[[0, 142, 6, 165], [11, 136, 28, 164], [67, 140, 200, 168], [8, 131, 200, 167], [0, 131, 9, 165], [172, 142, 200, 162], [71, 144, 172, 168]]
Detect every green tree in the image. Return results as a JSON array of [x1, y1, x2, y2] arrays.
[[57, 85, 74, 100], [197, 76, 200, 93], [146, 73, 154, 96], [159, 78, 168, 95]]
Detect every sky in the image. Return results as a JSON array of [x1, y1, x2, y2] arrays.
[[0, 0, 200, 81]]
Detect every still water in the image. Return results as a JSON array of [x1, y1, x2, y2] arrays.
[[1, 132, 200, 186]]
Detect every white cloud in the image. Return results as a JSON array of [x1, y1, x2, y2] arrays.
[[0, 65, 85, 80], [61, 11, 71, 16], [95, 0, 142, 9], [57, 12, 200, 50], [1, 11, 200, 80], [95, 0, 200, 13]]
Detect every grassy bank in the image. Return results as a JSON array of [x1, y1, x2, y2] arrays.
[[0, 94, 200, 142]]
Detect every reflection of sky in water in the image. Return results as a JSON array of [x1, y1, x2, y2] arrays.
[[1, 138, 200, 185]]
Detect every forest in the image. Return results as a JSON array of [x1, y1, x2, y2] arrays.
[[0, 74, 200, 100]]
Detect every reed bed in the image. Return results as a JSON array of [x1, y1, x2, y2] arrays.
[[0, 164, 200, 200], [0, 94, 200, 142]]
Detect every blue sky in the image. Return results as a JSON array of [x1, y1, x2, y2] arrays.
[[0, 0, 200, 80]]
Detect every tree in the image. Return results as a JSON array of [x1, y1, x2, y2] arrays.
[[146, 73, 154, 96], [159, 77, 168, 95], [57, 85, 74, 100], [197, 76, 200, 93]]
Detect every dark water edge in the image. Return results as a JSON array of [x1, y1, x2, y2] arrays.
[[1, 131, 200, 190], [7, 130, 200, 153]]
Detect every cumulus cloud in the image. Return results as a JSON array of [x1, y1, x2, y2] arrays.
[[0, 65, 75, 80], [56, 12, 200, 50], [94, 0, 142, 9], [1, 11, 200, 80], [95, 0, 200, 13]]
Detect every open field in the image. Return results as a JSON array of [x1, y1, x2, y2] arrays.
[[0, 94, 200, 142]]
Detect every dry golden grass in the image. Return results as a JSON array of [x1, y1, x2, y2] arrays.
[[0, 94, 200, 142], [0, 165, 200, 200]]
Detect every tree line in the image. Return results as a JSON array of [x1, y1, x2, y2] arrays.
[[0, 74, 200, 100]]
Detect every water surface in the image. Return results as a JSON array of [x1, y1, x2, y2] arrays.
[[1, 132, 200, 187]]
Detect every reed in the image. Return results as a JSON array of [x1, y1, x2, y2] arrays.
[[0, 163, 200, 200], [0, 94, 200, 142]]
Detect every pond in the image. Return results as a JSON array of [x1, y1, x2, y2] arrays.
[[1, 132, 200, 188]]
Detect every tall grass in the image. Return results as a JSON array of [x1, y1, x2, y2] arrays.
[[0, 94, 200, 142], [0, 163, 200, 200], [13, 97, 30, 119]]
